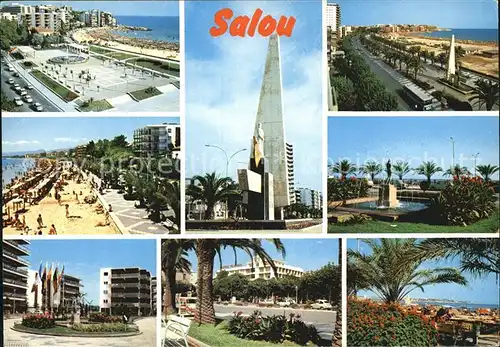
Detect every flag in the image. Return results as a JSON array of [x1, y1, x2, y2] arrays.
[[47, 263, 53, 285], [38, 262, 43, 282], [53, 264, 59, 293], [58, 265, 65, 288], [31, 272, 39, 293], [41, 262, 47, 294]]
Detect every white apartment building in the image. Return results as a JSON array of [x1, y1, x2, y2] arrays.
[[100, 267, 153, 316], [3, 240, 30, 314], [133, 123, 181, 158], [216, 259, 304, 281], [296, 188, 323, 210], [326, 3, 341, 64]]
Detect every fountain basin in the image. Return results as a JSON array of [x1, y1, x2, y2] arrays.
[[48, 55, 87, 65], [346, 200, 430, 213]]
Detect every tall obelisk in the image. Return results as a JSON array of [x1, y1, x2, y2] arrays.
[[253, 34, 290, 219], [446, 34, 456, 81]]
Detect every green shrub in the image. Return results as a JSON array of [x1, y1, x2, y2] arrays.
[[420, 181, 430, 191], [89, 312, 122, 323], [227, 310, 319, 345], [328, 177, 369, 202], [72, 323, 132, 332], [348, 299, 438, 346], [434, 176, 497, 226], [22, 313, 55, 329], [338, 214, 372, 226]]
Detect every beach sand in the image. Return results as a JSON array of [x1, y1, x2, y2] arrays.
[[72, 28, 180, 61], [3, 178, 118, 235], [387, 33, 499, 77]]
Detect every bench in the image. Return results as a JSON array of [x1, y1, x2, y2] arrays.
[[162, 315, 191, 347]]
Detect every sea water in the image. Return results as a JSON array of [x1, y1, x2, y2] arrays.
[[113, 16, 180, 43], [415, 28, 498, 43], [2, 158, 36, 189]]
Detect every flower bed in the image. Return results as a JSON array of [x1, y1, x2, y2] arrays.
[[328, 177, 369, 202], [89, 313, 122, 323], [228, 310, 319, 345], [72, 323, 132, 332], [22, 313, 55, 329], [434, 176, 497, 226], [348, 299, 438, 346]]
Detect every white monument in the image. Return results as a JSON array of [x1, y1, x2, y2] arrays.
[[238, 34, 291, 220], [446, 34, 459, 85]]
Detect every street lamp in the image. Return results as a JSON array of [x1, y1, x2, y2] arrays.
[[205, 145, 247, 218], [295, 285, 298, 304], [449, 137, 455, 167], [472, 152, 480, 176]]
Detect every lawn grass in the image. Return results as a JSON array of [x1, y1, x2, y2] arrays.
[[129, 58, 180, 76], [22, 61, 38, 68], [31, 70, 79, 102], [79, 99, 113, 112], [90, 46, 112, 55], [89, 46, 137, 60], [107, 52, 137, 60], [328, 208, 500, 233], [189, 321, 301, 347], [129, 87, 162, 101]]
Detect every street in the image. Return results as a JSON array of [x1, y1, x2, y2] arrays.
[[1, 63, 60, 112], [351, 38, 412, 111], [215, 304, 336, 341]]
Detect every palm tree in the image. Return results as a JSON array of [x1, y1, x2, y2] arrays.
[[476, 164, 499, 181], [409, 55, 426, 80], [414, 161, 443, 184], [186, 172, 240, 220], [348, 239, 467, 304], [359, 160, 382, 181], [330, 160, 356, 179], [194, 239, 286, 324], [413, 238, 499, 279], [154, 179, 180, 230], [393, 161, 411, 181], [468, 79, 499, 111], [444, 164, 470, 177], [437, 52, 447, 69], [429, 51, 436, 66], [161, 240, 194, 315]]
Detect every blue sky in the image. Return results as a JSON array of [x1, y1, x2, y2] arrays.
[[329, 0, 498, 29], [187, 239, 340, 274], [6, 1, 179, 16], [348, 239, 499, 306], [26, 239, 156, 304], [185, 0, 323, 191], [328, 117, 500, 180], [2, 117, 179, 153]]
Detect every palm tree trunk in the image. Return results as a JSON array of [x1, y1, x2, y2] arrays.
[[162, 265, 177, 316], [194, 239, 216, 324]]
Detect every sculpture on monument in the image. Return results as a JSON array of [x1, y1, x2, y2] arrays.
[[386, 159, 392, 183], [252, 122, 265, 167], [378, 159, 399, 208]]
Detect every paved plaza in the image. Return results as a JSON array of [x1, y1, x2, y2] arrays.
[[15, 48, 179, 112], [102, 189, 175, 234], [3, 317, 156, 347]]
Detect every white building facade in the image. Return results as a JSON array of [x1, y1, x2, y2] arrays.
[[216, 259, 304, 281]]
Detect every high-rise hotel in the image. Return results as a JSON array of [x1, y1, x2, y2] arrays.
[[3, 240, 30, 314]]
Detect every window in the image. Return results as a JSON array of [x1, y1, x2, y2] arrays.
[[103, 290, 108, 294], [103, 299, 108, 304], [104, 281, 108, 285], [104, 272, 108, 276]]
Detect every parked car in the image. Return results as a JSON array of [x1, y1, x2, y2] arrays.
[[33, 102, 43, 111], [14, 86, 21, 92], [8, 66, 14, 71], [25, 84, 33, 90], [14, 97, 23, 106], [278, 299, 295, 307], [311, 299, 333, 310], [260, 299, 275, 305], [13, 83, 20, 88], [7, 78, 14, 84], [23, 94, 33, 103], [12, 71, 19, 77], [19, 88, 27, 96]]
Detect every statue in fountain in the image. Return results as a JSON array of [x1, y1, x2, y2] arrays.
[[386, 160, 392, 184], [378, 159, 399, 208]]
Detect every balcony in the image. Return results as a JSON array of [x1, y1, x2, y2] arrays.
[[111, 292, 149, 298], [111, 273, 140, 279], [3, 241, 30, 255], [64, 281, 80, 288], [3, 250, 30, 266], [3, 277, 28, 289], [3, 263, 29, 278], [3, 292, 27, 300]]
